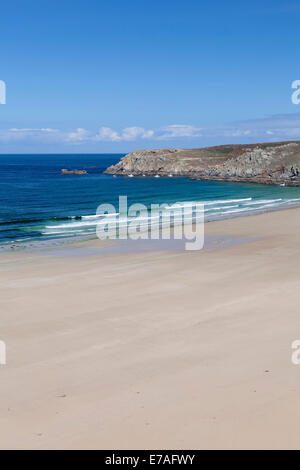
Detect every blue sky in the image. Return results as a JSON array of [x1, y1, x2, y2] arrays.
[[1, 0, 300, 153]]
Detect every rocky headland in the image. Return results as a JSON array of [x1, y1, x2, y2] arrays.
[[104, 141, 300, 186]]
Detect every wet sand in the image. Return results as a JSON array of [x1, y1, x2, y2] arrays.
[[1, 207, 300, 449]]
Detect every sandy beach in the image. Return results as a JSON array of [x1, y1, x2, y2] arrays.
[[1, 207, 300, 449]]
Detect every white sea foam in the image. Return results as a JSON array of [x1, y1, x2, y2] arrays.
[[164, 198, 252, 210], [286, 198, 300, 203], [81, 213, 120, 220], [243, 199, 282, 206], [206, 198, 294, 219], [205, 205, 238, 211], [46, 221, 98, 229], [41, 196, 300, 237], [219, 207, 252, 214], [204, 198, 252, 205]]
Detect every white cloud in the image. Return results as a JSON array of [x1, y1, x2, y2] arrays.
[[157, 125, 203, 139], [0, 128, 61, 141], [9, 128, 58, 133], [121, 127, 154, 141], [220, 129, 251, 137], [94, 126, 154, 142], [95, 127, 121, 142], [2, 114, 300, 145], [66, 128, 91, 142]]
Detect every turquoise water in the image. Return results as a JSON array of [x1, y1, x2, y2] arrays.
[[1, 154, 300, 247]]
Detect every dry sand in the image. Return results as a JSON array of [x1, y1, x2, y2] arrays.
[[1, 207, 300, 449]]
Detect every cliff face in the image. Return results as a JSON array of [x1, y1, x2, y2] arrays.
[[104, 141, 300, 186]]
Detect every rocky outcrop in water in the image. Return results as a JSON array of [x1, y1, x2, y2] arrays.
[[104, 141, 300, 186], [61, 169, 87, 175]]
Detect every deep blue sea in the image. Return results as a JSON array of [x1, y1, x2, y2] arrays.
[[1, 153, 300, 247]]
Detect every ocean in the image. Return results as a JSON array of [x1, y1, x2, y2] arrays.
[[1, 153, 300, 248]]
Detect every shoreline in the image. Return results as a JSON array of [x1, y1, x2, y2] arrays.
[[2, 207, 300, 448], [108, 171, 300, 187], [2, 200, 300, 254]]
